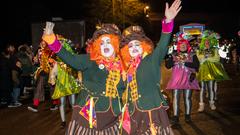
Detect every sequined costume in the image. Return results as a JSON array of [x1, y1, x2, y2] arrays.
[[197, 30, 230, 112], [197, 49, 230, 81], [166, 53, 200, 90], [165, 33, 200, 124]]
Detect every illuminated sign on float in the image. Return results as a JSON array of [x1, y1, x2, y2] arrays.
[[180, 23, 205, 35]]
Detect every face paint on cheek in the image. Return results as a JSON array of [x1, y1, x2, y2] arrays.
[[128, 40, 142, 58]]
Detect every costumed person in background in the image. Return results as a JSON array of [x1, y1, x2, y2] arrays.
[[48, 36, 81, 128], [48, 57, 60, 111], [197, 30, 230, 112], [119, 0, 181, 134], [42, 23, 125, 134], [218, 40, 230, 65], [213, 34, 229, 101], [165, 33, 200, 125], [28, 41, 58, 112]]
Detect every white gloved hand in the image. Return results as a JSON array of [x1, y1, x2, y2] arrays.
[[44, 22, 55, 35]]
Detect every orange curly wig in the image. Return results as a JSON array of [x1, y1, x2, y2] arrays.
[[86, 34, 120, 63], [120, 41, 153, 68]]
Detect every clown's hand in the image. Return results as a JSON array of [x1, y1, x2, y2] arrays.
[[42, 22, 56, 44], [165, 0, 182, 22], [44, 22, 55, 35]]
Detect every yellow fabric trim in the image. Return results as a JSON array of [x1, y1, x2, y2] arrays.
[[105, 70, 121, 98], [129, 73, 139, 101]]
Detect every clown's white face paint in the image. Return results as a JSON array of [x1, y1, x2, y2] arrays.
[[128, 40, 143, 58], [100, 36, 115, 58]]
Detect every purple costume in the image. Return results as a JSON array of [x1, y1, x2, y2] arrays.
[[166, 53, 200, 90]]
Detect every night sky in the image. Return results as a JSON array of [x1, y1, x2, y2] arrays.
[[1, 0, 239, 47]]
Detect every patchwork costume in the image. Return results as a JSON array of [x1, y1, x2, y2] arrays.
[[120, 19, 174, 135], [48, 37, 81, 127]]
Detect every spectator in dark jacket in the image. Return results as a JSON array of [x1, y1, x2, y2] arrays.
[[0, 44, 15, 106], [8, 59, 23, 107], [17, 45, 33, 98]]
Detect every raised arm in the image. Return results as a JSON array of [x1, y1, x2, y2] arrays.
[[42, 22, 91, 71], [151, 0, 182, 65]]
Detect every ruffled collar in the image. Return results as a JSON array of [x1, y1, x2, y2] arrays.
[[126, 55, 142, 76]]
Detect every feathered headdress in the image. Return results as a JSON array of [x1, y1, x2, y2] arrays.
[[199, 30, 220, 50]]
